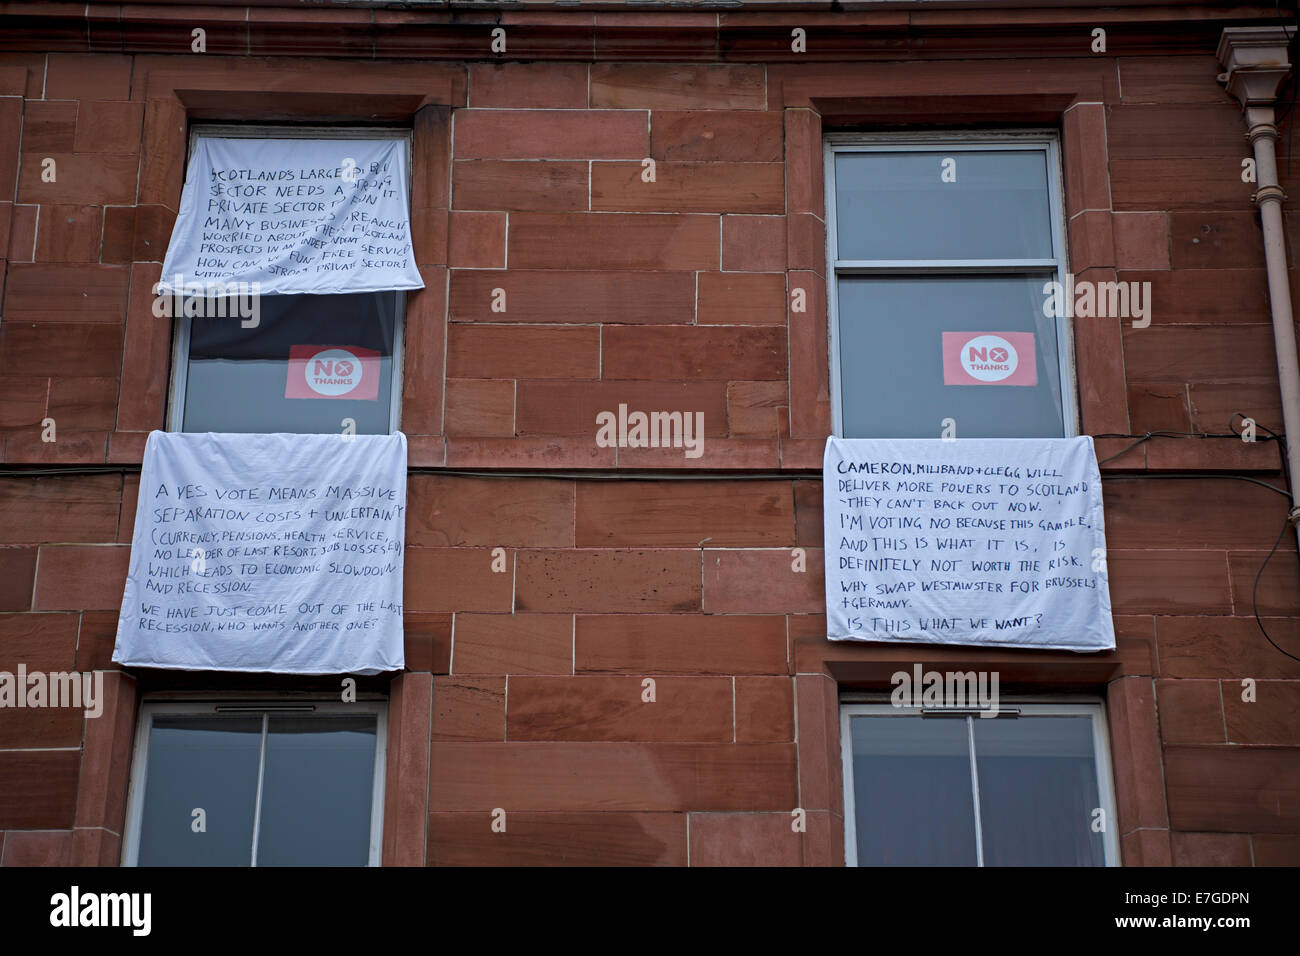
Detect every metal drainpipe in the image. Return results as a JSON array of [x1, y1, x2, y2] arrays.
[[1219, 26, 1300, 551]]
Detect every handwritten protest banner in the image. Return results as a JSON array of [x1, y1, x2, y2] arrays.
[[113, 432, 407, 675], [824, 437, 1114, 652], [158, 137, 423, 295]]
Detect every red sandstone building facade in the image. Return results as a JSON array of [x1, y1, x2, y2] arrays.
[[0, 1, 1297, 867]]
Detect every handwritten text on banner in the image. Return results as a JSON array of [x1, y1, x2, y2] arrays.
[[113, 431, 407, 675], [158, 137, 424, 295], [824, 437, 1115, 652]]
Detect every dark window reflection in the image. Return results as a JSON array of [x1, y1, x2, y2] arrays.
[[137, 712, 379, 866], [849, 714, 1108, 867], [137, 716, 262, 866], [183, 291, 397, 434], [256, 715, 377, 867]]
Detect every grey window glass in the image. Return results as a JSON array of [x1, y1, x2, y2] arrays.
[[848, 713, 1108, 867], [182, 291, 398, 434], [834, 150, 1053, 260], [135, 711, 379, 866], [850, 716, 977, 866], [973, 716, 1106, 866], [837, 275, 1064, 438], [136, 716, 262, 866], [256, 715, 377, 867]]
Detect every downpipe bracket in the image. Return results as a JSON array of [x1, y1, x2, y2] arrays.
[[1252, 184, 1288, 204]]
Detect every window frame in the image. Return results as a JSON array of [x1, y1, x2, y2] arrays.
[[121, 696, 388, 867], [164, 124, 411, 435], [839, 698, 1120, 867], [823, 130, 1078, 439]]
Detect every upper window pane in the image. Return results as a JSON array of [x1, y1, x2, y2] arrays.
[[972, 716, 1106, 866], [181, 291, 398, 434], [834, 149, 1054, 261], [136, 716, 262, 866]]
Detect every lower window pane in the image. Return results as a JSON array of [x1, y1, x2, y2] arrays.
[[255, 715, 377, 867], [837, 275, 1065, 438], [850, 716, 977, 865], [182, 291, 397, 434], [973, 716, 1106, 866], [136, 716, 262, 866]]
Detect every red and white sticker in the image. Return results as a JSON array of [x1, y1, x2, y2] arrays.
[[286, 345, 380, 400], [942, 332, 1037, 387]]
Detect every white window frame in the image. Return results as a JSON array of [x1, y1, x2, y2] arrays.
[[121, 697, 388, 867], [823, 130, 1078, 439], [839, 698, 1120, 866], [165, 125, 410, 434]]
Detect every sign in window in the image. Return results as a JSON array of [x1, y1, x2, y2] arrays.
[[163, 128, 414, 435], [178, 290, 400, 434], [826, 136, 1074, 439]]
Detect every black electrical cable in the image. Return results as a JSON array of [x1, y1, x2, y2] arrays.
[[0, 465, 1293, 494], [1094, 430, 1250, 439], [1228, 414, 1300, 663], [1094, 427, 1286, 464], [0, 465, 136, 478], [1095, 433, 1153, 466], [0, 426, 1291, 489], [1093, 418, 1300, 663], [5, 428, 1298, 660], [1253, 517, 1300, 664], [1233, 412, 1292, 496], [1100, 472, 1291, 498]]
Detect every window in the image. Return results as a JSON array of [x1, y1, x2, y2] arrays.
[[825, 133, 1075, 439], [166, 127, 408, 434], [122, 700, 386, 866], [840, 702, 1119, 866]]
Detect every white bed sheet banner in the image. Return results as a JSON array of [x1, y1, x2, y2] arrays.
[[113, 431, 407, 675], [158, 137, 424, 295], [824, 436, 1115, 652]]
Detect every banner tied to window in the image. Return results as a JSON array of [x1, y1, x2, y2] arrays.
[[158, 137, 424, 295], [113, 431, 407, 675], [823, 436, 1115, 652]]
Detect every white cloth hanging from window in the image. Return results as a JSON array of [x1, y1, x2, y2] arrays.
[[158, 137, 424, 295], [824, 436, 1115, 652], [113, 431, 407, 675]]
